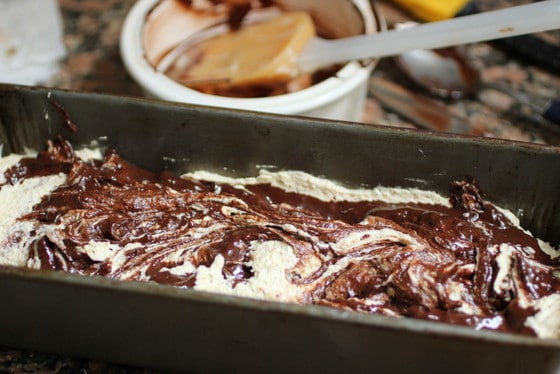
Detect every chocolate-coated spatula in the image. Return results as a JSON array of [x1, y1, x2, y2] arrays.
[[162, 0, 560, 86]]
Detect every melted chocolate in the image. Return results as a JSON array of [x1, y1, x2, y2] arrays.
[[165, 1, 343, 98], [4, 139, 560, 336]]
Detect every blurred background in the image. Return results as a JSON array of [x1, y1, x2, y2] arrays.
[[46, 0, 560, 143], [2, 0, 558, 143]]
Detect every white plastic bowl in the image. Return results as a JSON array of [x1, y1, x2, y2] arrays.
[[120, 0, 381, 121]]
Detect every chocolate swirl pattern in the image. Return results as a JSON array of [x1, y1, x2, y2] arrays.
[[1, 138, 559, 337]]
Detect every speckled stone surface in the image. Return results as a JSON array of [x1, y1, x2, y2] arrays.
[[48, 0, 142, 96], [365, 0, 560, 144], [1, 0, 559, 372]]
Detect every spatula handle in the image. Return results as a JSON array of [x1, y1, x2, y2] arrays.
[[297, 0, 560, 72]]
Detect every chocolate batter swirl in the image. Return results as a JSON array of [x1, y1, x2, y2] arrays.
[[4, 138, 560, 336]]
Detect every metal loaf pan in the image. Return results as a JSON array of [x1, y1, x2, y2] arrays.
[[1, 84, 560, 373]]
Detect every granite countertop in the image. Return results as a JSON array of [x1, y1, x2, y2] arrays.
[[1, 0, 559, 372]]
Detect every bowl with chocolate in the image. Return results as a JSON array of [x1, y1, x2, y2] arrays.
[[120, 0, 381, 121]]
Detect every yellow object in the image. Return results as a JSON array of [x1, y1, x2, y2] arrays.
[[392, 0, 470, 21], [185, 11, 316, 85]]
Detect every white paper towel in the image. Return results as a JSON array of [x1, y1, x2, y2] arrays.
[[0, 0, 66, 85]]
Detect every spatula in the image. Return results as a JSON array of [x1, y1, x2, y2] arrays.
[[161, 0, 560, 86]]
